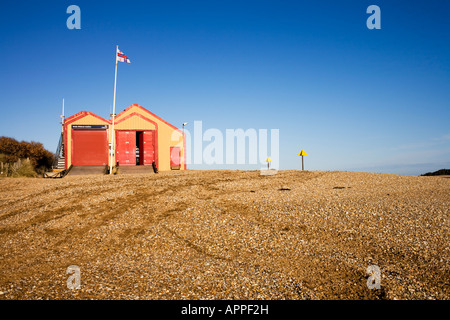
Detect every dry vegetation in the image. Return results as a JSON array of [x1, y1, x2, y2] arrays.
[[0, 170, 448, 300], [0, 136, 54, 177]]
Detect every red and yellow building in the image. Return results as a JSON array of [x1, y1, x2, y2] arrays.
[[63, 104, 186, 171]]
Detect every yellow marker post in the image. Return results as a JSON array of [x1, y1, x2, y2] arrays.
[[297, 149, 308, 170], [265, 157, 272, 169]]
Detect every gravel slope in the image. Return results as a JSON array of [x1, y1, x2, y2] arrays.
[[0, 170, 448, 300]]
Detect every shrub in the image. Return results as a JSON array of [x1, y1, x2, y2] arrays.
[[421, 169, 450, 176], [0, 158, 37, 178], [0, 136, 54, 175], [11, 158, 37, 178]]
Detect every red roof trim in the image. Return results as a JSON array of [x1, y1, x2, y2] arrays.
[[65, 105, 180, 131], [64, 111, 86, 122], [116, 104, 180, 131], [64, 111, 111, 127], [114, 112, 158, 128]]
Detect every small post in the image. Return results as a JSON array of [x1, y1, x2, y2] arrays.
[[265, 157, 272, 170], [297, 149, 308, 171]]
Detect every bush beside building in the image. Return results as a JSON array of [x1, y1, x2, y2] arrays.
[[0, 136, 54, 177]]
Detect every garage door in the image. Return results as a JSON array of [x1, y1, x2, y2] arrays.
[[139, 130, 156, 165], [72, 129, 108, 166], [116, 131, 136, 165]]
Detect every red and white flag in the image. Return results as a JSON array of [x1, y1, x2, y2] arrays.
[[117, 48, 131, 64]]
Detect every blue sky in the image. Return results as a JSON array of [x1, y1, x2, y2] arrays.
[[0, 0, 449, 175]]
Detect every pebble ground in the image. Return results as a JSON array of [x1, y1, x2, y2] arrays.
[[0, 170, 448, 300]]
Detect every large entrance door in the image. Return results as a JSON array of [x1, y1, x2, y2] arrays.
[[139, 130, 155, 165], [116, 131, 136, 165], [72, 129, 108, 166]]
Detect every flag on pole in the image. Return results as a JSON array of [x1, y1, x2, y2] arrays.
[[116, 48, 131, 64]]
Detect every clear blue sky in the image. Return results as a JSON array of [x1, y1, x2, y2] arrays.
[[0, 0, 449, 175]]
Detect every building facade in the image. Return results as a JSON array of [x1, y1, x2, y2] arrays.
[[63, 104, 186, 171]]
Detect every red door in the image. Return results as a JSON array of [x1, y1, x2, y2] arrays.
[[116, 131, 136, 165], [170, 147, 181, 170], [140, 131, 155, 165], [72, 130, 108, 166]]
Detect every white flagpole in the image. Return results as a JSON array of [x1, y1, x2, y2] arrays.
[[110, 45, 119, 175]]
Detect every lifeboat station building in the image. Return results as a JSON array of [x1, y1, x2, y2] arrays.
[[62, 104, 186, 171]]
